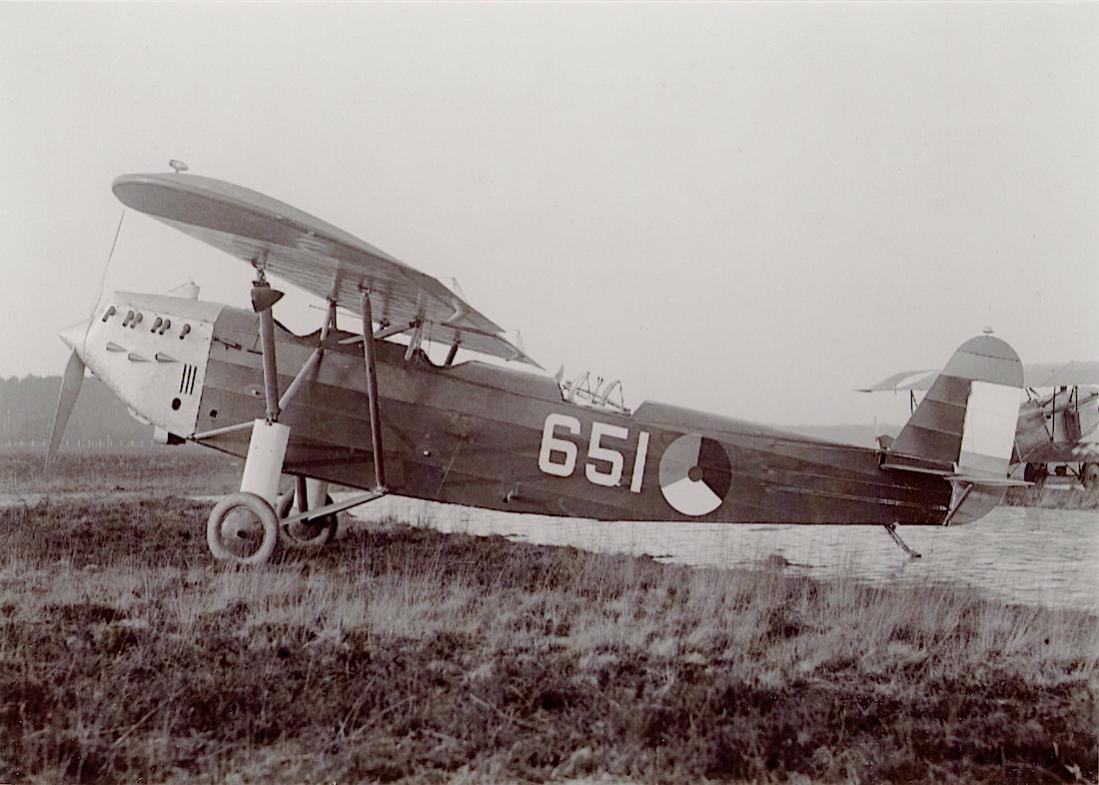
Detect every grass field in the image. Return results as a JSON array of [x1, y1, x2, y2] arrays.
[[0, 453, 1096, 783], [0, 450, 243, 499]]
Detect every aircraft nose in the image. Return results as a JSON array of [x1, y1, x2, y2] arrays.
[[59, 320, 89, 355]]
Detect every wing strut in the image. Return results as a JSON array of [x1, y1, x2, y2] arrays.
[[252, 273, 285, 423], [360, 289, 387, 491], [444, 335, 461, 366]]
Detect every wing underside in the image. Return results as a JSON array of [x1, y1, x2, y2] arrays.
[[113, 173, 540, 367]]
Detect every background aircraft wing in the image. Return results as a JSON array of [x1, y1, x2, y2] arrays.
[[112, 172, 540, 368], [861, 360, 1099, 393], [857, 369, 937, 392], [1020, 361, 1099, 388]]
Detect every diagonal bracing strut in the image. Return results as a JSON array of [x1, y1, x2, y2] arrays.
[[360, 288, 387, 491]]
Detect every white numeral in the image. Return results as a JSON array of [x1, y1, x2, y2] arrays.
[[538, 413, 648, 492], [538, 413, 581, 477], [586, 422, 629, 487], [630, 430, 649, 493]]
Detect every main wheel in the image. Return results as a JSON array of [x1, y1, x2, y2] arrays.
[[207, 492, 279, 565], [276, 491, 339, 548], [1082, 463, 1099, 493]]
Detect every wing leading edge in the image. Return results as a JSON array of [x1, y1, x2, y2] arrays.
[[112, 172, 540, 368]]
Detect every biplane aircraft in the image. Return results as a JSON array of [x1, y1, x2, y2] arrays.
[[50, 167, 1031, 564], [861, 362, 1099, 490]]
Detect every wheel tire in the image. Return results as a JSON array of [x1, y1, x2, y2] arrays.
[[207, 492, 279, 565], [1082, 463, 1099, 491], [278, 491, 338, 548]]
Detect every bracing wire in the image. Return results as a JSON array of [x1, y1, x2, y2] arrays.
[[82, 210, 126, 354]]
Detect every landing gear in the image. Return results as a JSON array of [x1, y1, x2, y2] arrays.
[[277, 478, 338, 548], [882, 523, 922, 559], [1082, 463, 1099, 497], [202, 273, 389, 565], [205, 419, 288, 564], [1023, 462, 1048, 486], [207, 492, 280, 564]]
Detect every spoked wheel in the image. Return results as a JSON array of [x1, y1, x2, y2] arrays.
[[206, 492, 279, 565], [276, 491, 339, 548]]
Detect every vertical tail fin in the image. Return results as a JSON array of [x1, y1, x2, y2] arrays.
[[883, 335, 1023, 480]]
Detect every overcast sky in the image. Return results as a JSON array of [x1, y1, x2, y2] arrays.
[[2, 2, 1096, 426]]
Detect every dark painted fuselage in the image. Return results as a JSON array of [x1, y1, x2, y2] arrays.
[[196, 307, 953, 525]]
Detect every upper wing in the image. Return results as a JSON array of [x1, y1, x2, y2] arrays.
[[112, 172, 540, 368], [861, 361, 1099, 392]]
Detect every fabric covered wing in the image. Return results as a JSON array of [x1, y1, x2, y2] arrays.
[[112, 172, 539, 367]]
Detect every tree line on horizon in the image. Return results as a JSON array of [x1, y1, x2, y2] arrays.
[[0, 375, 152, 448]]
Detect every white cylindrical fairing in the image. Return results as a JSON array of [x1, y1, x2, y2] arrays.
[[240, 419, 290, 504], [305, 478, 329, 509]]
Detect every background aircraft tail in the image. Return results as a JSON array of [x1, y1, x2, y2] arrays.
[[882, 335, 1024, 524]]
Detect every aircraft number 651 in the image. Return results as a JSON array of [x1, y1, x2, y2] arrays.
[[538, 413, 650, 492]]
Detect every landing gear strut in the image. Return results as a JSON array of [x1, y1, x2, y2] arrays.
[[278, 478, 339, 548], [206, 273, 289, 564], [882, 523, 922, 559]]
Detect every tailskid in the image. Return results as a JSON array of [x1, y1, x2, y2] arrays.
[[882, 523, 922, 559]]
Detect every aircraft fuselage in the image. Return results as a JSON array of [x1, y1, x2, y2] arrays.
[[72, 292, 966, 526]]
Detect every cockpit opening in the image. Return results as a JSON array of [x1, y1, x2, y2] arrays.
[[556, 369, 631, 416]]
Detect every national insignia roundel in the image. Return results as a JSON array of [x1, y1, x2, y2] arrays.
[[658, 433, 732, 516]]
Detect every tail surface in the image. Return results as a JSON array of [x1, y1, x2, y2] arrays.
[[882, 335, 1024, 523]]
